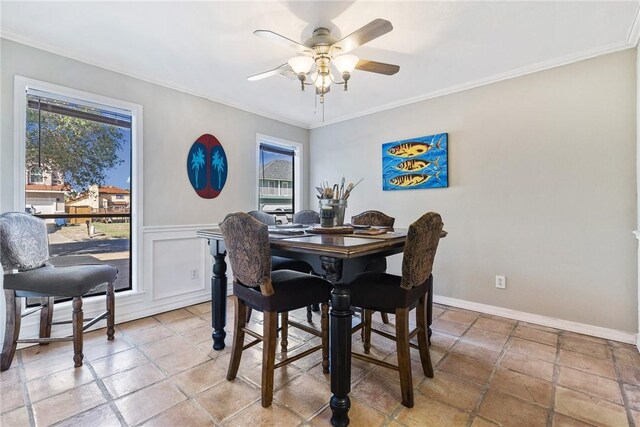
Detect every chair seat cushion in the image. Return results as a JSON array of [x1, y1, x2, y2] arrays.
[[234, 270, 331, 313], [271, 256, 313, 273], [349, 272, 431, 313], [4, 264, 118, 298]]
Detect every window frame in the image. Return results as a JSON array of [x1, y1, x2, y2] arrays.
[[255, 134, 303, 215], [13, 76, 144, 296]]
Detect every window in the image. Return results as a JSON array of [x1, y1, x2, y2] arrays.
[[29, 167, 43, 184], [258, 143, 295, 215], [257, 135, 302, 222], [23, 85, 135, 299]]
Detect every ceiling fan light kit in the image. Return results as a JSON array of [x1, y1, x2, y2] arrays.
[[250, 19, 400, 108]]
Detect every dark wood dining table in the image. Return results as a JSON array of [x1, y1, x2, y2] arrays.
[[196, 226, 440, 427]]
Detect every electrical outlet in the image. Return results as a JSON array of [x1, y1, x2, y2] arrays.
[[190, 269, 199, 280], [495, 275, 506, 289]]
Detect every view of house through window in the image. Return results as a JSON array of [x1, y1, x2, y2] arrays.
[[25, 88, 133, 297], [258, 142, 295, 223]]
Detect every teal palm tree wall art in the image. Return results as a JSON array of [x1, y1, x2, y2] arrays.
[[211, 149, 225, 189], [190, 147, 205, 188], [187, 134, 228, 199]]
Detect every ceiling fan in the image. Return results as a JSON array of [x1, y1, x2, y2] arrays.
[[248, 19, 400, 104]]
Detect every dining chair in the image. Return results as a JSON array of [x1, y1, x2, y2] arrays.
[[247, 210, 317, 322], [220, 212, 331, 407], [292, 210, 320, 225], [0, 212, 118, 371], [348, 212, 443, 408], [351, 210, 396, 326]]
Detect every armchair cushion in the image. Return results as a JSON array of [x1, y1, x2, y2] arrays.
[[4, 264, 118, 297], [233, 269, 330, 313], [349, 272, 431, 313]]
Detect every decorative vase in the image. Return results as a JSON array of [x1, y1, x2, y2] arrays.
[[319, 199, 347, 227]]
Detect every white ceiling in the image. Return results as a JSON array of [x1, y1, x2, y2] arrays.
[[2, 1, 639, 128]]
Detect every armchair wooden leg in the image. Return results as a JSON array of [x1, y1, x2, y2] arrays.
[[261, 311, 278, 407], [106, 282, 115, 340], [280, 312, 289, 353], [39, 296, 55, 343], [227, 297, 247, 381], [72, 297, 84, 368], [363, 309, 372, 354], [395, 307, 414, 408], [321, 303, 329, 373], [306, 305, 313, 322], [1, 290, 21, 371], [246, 307, 253, 324], [380, 312, 390, 324], [416, 295, 433, 378]]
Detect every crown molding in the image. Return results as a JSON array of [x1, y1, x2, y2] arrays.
[[0, 32, 311, 130], [2, 29, 635, 132], [308, 40, 636, 129]]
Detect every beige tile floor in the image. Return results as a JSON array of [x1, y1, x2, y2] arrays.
[[2, 299, 640, 426]]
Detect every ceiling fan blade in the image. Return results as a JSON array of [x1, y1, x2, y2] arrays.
[[254, 30, 311, 54], [332, 19, 393, 54], [248, 64, 295, 81], [355, 59, 400, 75]]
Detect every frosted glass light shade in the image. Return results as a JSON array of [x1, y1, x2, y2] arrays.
[[288, 56, 314, 74], [332, 54, 359, 73]]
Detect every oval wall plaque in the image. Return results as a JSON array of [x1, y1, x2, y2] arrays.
[[187, 133, 228, 199]]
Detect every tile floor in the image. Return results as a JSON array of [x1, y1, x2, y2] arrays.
[[1, 299, 640, 426]]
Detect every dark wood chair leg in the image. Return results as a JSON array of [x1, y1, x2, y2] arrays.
[[227, 297, 247, 381], [106, 282, 115, 340], [363, 309, 372, 354], [321, 303, 329, 373], [246, 307, 253, 324], [1, 290, 21, 371], [427, 278, 433, 345], [280, 312, 289, 353], [380, 312, 389, 324], [72, 297, 84, 368], [395, 307, 413, 408], [39, 296, 55, 343], [307, 305, 313, 322], [261, 311, 278, 407], [416, 295, 433, 377]]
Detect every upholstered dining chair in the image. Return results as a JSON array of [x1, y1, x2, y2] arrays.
[[348, 212, 443, 408], [247, 210, 317, 322], [292, 210, 320, 225], [0, 212, 118, 371], [220, 212, 331, 407], [351, 210, 396, 325]]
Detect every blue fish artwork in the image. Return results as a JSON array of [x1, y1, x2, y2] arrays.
[[382, 133, 448, 191]]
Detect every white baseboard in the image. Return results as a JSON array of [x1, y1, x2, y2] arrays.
[[434, 295, 637, 345]]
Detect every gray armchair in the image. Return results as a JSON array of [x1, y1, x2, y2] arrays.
[[0, 212, 118, 371]]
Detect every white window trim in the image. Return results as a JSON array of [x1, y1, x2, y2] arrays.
[[13, 76, 144, 296], [255, 133, 303, 213]]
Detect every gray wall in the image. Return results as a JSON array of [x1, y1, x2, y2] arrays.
[[0, 38, 310, 225], [309, 49, 637, 332]]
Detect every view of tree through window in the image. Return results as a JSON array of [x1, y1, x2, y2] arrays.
[[258, 144, 294, 222], [25, 90, 133, 298]]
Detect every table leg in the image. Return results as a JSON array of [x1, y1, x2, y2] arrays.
[[321, 256, 351, 427], [210, 240, 227, 350]]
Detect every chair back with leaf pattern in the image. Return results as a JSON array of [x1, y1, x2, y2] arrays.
[[0, 212, 49, 272], [351, 210, 395, 227], [293, 210, 320, 225], [220, 212, 274, 295], [247, 210, 276, 226], [400, 212, 443, 290]]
